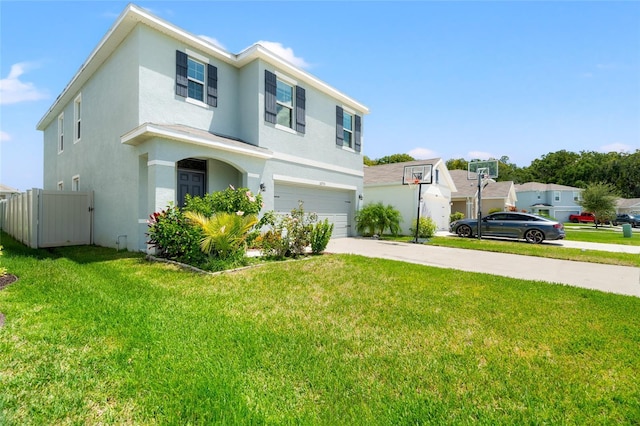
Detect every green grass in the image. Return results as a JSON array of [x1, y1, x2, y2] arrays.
[[563, 224, 640, 245], [422, 237, 640, 267], [1, 235, 639, 424]]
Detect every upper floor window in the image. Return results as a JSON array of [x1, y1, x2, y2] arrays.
[[276, 80, 293, 128], [573, 191, 581, 202], [74, 94, 82, 142], [57, 113, 64, 153], [554, 191, 561, 202], [175, 50, 217, 107], [187, 58, 205, 102], [264, 70, 305, 133], [342, 112, 353, 148], [335, 106, 361, 152]]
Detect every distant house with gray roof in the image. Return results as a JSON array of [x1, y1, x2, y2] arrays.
[[0, 184, 19, 200], [514, 182, 583, 222], [363, 159, 456, 232], [449, 170, 517, 219], [616, 198, 640, 215]]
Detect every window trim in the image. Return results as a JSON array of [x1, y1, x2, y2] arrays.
[[554, 191, 561, 202], [57, 181, 64, 191], [176, 50, 217, 108], [342, 110, 354, 148], [73, 94, 81, 143], [72, 175, 80, 192], [275, 78, 294, 129], [57, 113, 64, 154]]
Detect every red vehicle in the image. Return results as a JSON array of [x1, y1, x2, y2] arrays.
[[569, 212, 596, 223]]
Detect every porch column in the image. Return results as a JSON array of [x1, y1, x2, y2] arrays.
[[147, 159, 176, 213]]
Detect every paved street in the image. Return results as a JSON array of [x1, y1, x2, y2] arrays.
[[326, 236, 640, 297]]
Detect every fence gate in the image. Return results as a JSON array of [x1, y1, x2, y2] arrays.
[[1, 189, 93, 249]]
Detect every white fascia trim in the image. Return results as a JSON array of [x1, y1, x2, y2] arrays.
[[122, 124, 272, 160], [248, 173, 260, 178], [273, 174, 357, 191], [272, 152, 363, 177]]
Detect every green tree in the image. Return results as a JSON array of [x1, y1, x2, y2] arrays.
[[445, 158, 468, 171], [577, 183, 618, 228], [376, 153, 415, 165]]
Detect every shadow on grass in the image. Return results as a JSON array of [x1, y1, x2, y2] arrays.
[[0, 231, 144, 265]]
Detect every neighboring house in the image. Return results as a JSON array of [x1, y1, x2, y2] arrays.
[[363, 159, 456, 232], [0, 184, 19, 200], [514, 182, 583, 222], [36, 4, 368, 251], [616, 198, 640, 215], [449, 170, 517, 219]]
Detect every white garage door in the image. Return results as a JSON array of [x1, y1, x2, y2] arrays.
[[274, 184, 353, 238]]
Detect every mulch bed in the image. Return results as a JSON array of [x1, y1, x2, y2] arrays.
[[0, 274, 18, 328], [0, 274, 18, 291]]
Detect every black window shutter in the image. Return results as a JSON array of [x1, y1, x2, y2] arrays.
[[206, 64, 217, 107], [336, 106, 344, 146], [176, 50, 188, 98], [265, 70, 277, 124], [354, 115, 362, 152], [295, 86, 306, 133]]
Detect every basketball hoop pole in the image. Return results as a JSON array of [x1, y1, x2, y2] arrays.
[[414, 181, 422, 243]]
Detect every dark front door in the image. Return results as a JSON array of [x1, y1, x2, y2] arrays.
[[178, 170, 205, 207]]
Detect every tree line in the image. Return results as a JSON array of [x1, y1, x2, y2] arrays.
[[364, 150, 640, 198]]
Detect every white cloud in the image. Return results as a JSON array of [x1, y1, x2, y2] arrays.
[[0, 62, 48, 105], [256, 41, 310, 69], [198, 35, 226, 50], [0, 131, 11, 142], [408, 147, 438, 159], [467, 151, 496, 160], [599, 143, 633, 153]]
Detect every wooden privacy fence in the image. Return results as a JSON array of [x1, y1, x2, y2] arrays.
[[0, 189, 93, 249]]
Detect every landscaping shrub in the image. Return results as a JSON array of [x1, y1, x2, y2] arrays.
[[355, 202, 401, 236], [259, 202, 318, 259], [147, 206, 207, 266], [310, 219, 334, 254], [488, 208, 503, 214], [450, 212, 465, 223], [184, 211, 258, 260], [409, 216, 438, 238], [184, 185, 262, 216]]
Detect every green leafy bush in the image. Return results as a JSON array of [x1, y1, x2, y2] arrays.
[[259, 202, 318, 259], [184, 186, 262, 216], [310, 219, 334, 254], [409, 217, 438, 238], [450, 212, 465, 223], [355, 202, 401, 236], [147, 206, 207, 267]]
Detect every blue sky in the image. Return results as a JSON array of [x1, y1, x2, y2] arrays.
[[1, 1, 639, 191]]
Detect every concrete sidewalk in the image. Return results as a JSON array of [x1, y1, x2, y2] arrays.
[[325, 237, 640, 298]]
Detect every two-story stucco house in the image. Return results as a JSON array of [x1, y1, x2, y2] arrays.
[[514, 182, 583, 222], [37, 4, 368, 251]]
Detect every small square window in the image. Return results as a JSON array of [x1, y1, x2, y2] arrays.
[[72, 176, 80, 191]]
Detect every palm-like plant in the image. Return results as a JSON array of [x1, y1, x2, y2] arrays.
[[184, 211, 258, 259], [355, 202, 402, 236]]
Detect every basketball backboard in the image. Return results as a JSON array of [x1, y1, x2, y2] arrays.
[[468, 160, 499, 180], [402, 164, 433, 185]]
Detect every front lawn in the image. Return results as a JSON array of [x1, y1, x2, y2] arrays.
[[1, 236, 639, 424]]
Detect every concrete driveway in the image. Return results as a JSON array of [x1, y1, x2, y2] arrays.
[[325, 237, 640, 298]]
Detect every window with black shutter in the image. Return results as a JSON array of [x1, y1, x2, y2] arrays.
[[176, 50, 217, 107]]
